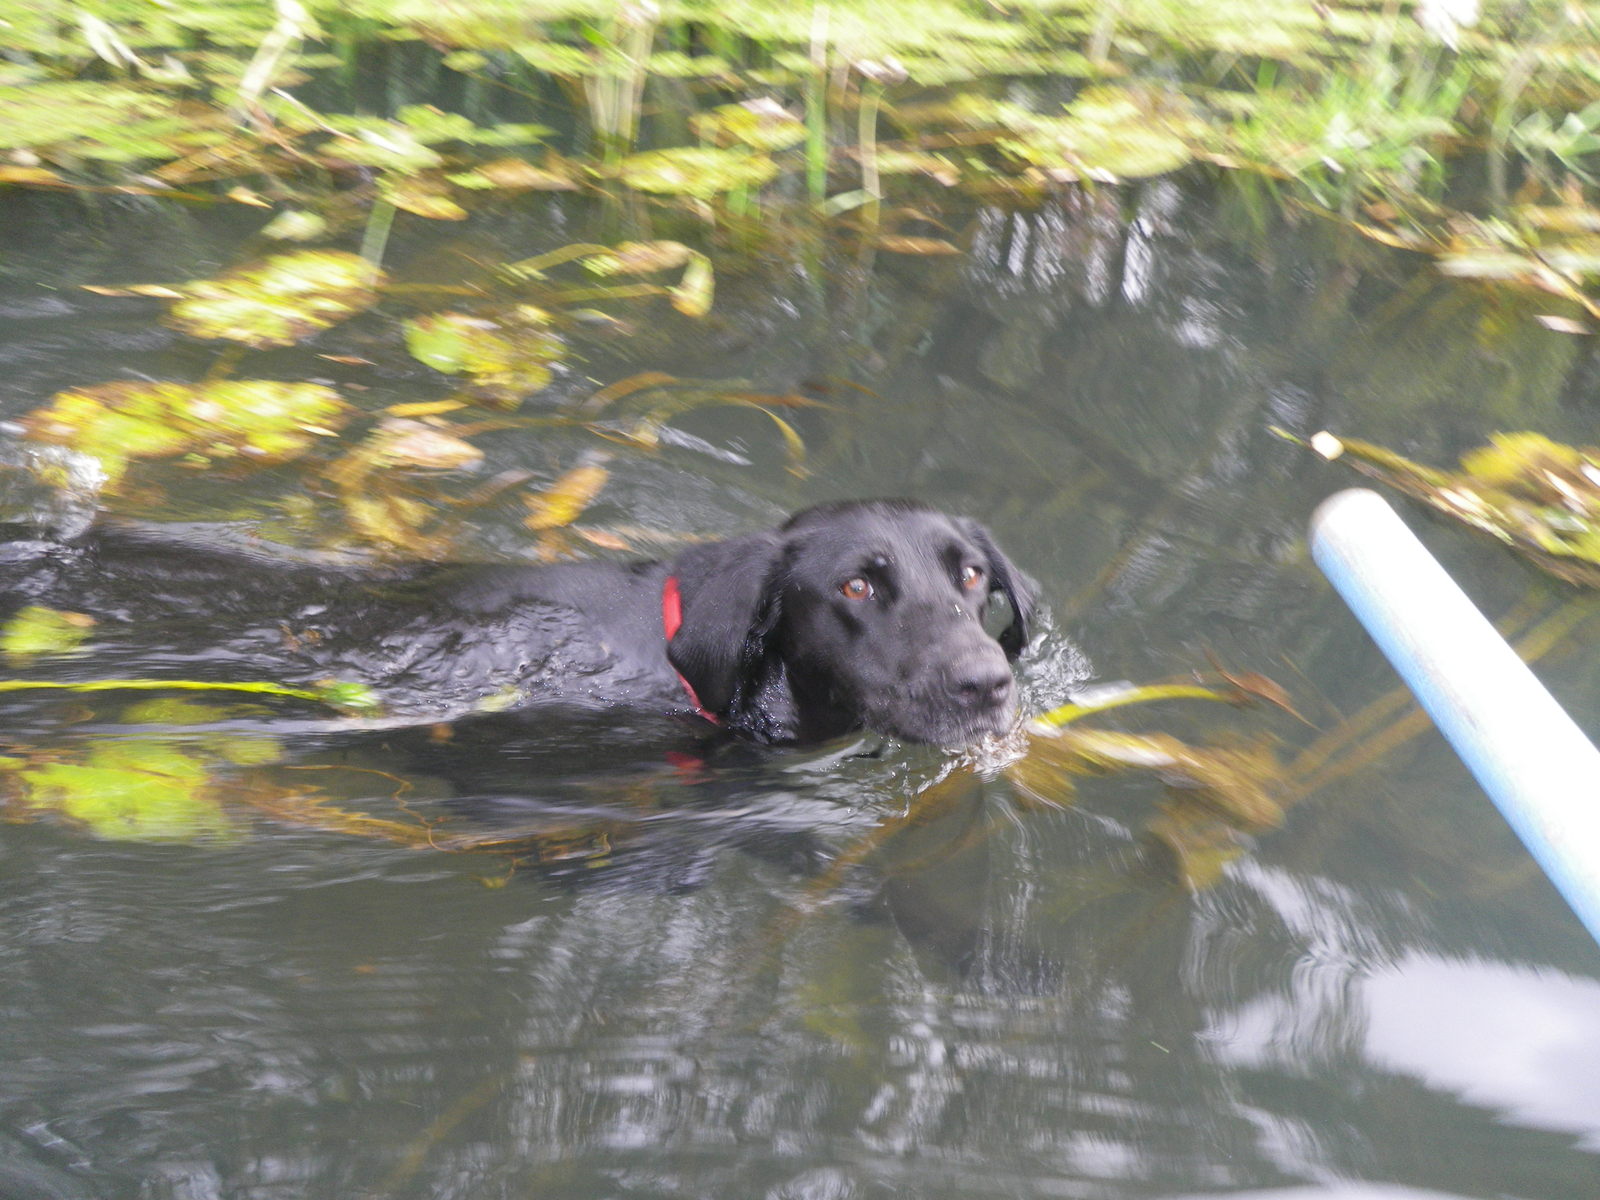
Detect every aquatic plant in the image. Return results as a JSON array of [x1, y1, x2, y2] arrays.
[[3, 1, 1592, 215], [0, 667, 1292, 887], [1291, 429, 1600, 587], [1, 740, 242, 842], [1, 0, 1596, 335], [11, 222, 781, 557], [0, 606, 95, 665], [21, 380, 348, 488]]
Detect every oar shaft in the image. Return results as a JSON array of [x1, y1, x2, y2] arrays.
[[1311, 488, 1600, 945]]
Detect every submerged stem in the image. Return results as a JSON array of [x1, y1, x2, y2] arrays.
[[359, 198, 397, 268], [807, 3, 830, 206], [0, 677, 379, 714], [858, 80, 881, 229], [1032, 683, 1245, 730]]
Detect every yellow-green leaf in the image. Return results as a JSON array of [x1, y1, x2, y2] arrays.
[[690, 101, 806, 152], [402, 308, 562, 405], [10, 740, 234, 843], [670, 252, 715, 317], [380, 177, 468, 220], [1, 605, 94, 664], [259, 209, 329, 242], [22, 380, 347, 487], [618, 147, 779, 198], [359, 417, 484, 472], [165, 250, 385, 349], [446, 158, 577, 191], [525, 462, 608, 530]]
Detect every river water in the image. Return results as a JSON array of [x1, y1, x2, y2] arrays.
[[2, 179, 1598, 1199]]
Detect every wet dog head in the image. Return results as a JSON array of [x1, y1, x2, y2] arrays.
[[668, 500, 1035, 746]]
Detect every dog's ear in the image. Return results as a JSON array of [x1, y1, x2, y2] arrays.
[[723, 552, 797, 743], [960, 518, 1037, 659], [666, 532, 786, 717]]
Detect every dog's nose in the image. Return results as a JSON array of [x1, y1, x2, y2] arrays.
[[952, 660, 1014, 710]]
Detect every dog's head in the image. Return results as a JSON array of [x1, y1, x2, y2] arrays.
[[667, 500, 1036, 745]]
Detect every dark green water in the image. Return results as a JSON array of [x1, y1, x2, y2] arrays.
[[2, 180, 1599, 1199]]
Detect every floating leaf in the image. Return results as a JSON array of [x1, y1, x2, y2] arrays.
[[259, 209, 329, 241], [121, 697, 234, 725], [525, 461, 609, 530], [511, 42, 601, 76], [1001, 85, 1203, 181], [690, 100, 806, 151], [670, 251, 715, 317], [339, 490, 446, 556], [379, 176, 468, 220], [1293, 429, 1600, 587], [0, 82, 181, 161], [120, 697, 283, 766], [402, 307, 563, 405], [586, 241, 694, 275], [447, 157, 578, 191], [22, 380, 347, 487], [1428, 217, 1600, 319], [618, 146, 779, 198], [208, 733, 283, 767], [393, 104, 486, 144], [1437, 247, 1548, 282], [322, 117, 444, 172], [2, 606, 94, 664], [404, 312, 487, 374], [349, 417, 484, 473], [641, 52, 734, 80], [164, 250, 385, 348], [322, 420, 479, 556], [1005, 724, 1283, 890], [1519, 205, 1600, 235], [1457, 432, 1585, 488], [4, 740, 234, 843], [875, 236, 961, 255], [1043, 729, 1283, 832]]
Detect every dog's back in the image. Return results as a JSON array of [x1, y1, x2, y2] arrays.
[[0, 524, 685, 720]]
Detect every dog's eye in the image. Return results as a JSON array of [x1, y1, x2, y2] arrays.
[[840, 577, 874, 601], [959, 565, 986, 591]]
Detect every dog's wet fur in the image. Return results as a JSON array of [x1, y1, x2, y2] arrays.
[[2, 499, 1035, 747]]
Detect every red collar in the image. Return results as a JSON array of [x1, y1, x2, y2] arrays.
[[662, 575, 719, 724]]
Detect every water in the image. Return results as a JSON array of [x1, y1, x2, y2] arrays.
[[2, 178, 1599, 1199]]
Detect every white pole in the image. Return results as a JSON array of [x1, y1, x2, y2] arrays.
[[1310, 488, 1600, 945]]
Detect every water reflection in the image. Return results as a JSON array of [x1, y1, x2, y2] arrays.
[[1363, 954, 1600, 1149], [2, 181, 1600, 1199]]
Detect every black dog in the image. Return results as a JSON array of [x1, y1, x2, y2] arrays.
[[4, 500, 1035, 747]]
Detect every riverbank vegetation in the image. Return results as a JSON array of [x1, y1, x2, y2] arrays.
[[2, 0, 1597, 314], [6, 1, 1598, 546]]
